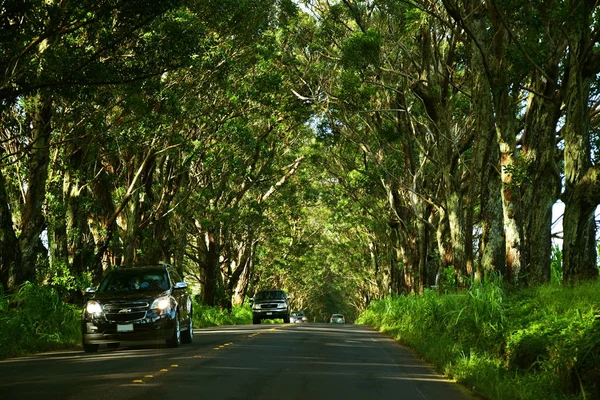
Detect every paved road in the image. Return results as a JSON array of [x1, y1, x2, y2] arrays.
[[0, 323, 476, 399]]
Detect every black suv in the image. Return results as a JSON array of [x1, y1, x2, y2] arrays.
[[81, 264, 193, 352], [251, 289, 290, 324]]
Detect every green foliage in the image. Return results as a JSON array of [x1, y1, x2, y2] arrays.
[[41, 262, 93, 298], [551, 245, 563, 285], [358, 280, 600, 399], [438, 267, 458, 294], [0, 283, 80, 359], [341, 28, 381, 70], [193, 302, 252, 327]]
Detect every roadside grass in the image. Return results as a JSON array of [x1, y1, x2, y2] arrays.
[[193, 302, 252, 327], [0, 282, 81, 359], [357, 278, 600, 400]]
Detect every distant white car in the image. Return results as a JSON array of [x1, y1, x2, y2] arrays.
[[330, 314, 345, 324], [290, 311, 308, 323]]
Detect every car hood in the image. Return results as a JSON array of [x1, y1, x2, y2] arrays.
[[254, 299, 287, 304]]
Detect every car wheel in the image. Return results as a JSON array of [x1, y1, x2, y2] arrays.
[[83, 343, 99, 353], [181, 312, 193, 344], [167, 314, 181, 348], [252, 317, 261, 325], [283, 315, 290, 323]]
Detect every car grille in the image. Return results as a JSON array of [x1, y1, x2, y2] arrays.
[[103, 300, 149, 322], [259, 302, 285, 309]]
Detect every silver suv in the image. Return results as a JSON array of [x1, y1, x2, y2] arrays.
[[251, 289, 290, 324]]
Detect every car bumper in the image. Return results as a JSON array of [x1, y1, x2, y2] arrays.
[[82, 315, 176, 345], [252, 310, 289, 319]]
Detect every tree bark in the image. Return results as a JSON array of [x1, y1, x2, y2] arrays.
[[0, 168, 20, 290], [522, 67, 562, 285], [562, 0, 600, 282], [469, 11, 505, 279], [201, 229, 223, 307], [18, 94, 53, 286]]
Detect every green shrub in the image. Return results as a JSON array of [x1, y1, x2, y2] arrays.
[[0, 282, 81, 359], [358, 279, 600, 400], [193, 301, 252, 327]]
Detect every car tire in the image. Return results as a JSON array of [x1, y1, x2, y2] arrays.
[[252, 317, 261, 325], [167, 314, 181, 348], [83, 343, 99, 353], [283, 315, 290, 323], [181, 312, 193, 344]]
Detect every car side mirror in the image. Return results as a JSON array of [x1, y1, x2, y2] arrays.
[[85, 287, 96, 294], [173, 281, 188, 290]]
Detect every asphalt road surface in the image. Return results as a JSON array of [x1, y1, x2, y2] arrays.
[[0, 323, 477, 400]]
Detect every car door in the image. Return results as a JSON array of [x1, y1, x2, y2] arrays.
[[168, 268, 191, 321]]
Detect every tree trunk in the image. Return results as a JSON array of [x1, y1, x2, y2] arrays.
[[18, 94, 53, 285], [0, 168, 20, 290], [522, 67, 562, 285], [48, 173, 68, 274], [230, 240, 256, 306], [123, 191, 140, 267], [388, 220, 404, 295], [469, 17, 505, 280], [562, 0, 599, 282], [201, 230, 222, 307]]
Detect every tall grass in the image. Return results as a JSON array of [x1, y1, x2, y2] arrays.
[[0, 282, 81, 359], [357, 278, 600, 400], [193, 302, 252, 327]]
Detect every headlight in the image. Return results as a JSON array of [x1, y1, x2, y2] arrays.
[[86, 300, 102, 314], [151, 296, 172, 311], [252, 303, 260, 310]]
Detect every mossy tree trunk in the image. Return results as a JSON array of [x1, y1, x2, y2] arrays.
[[562, 0, 600, 282]]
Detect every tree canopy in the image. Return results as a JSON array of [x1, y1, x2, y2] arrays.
[[1, 0, 599, 316]]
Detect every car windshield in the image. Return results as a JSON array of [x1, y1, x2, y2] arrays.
[[254, 290, 286, 301], [98, 270, 169, 292]]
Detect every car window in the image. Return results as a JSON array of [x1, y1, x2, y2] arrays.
[[169, 268, 184, 285], [98, 270, 169, 292], [255, 290, 286, 301]]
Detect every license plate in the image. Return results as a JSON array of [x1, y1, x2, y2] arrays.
[[266, 312, 273, 316], [117, 323, 134, 332]]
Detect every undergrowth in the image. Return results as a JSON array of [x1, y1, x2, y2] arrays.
[[193, 302, 252, 327], [0, 282, 81, 359], [357, 278, 600, 400]]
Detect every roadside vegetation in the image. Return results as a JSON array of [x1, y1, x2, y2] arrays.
[[358, 274, 600, 400]]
